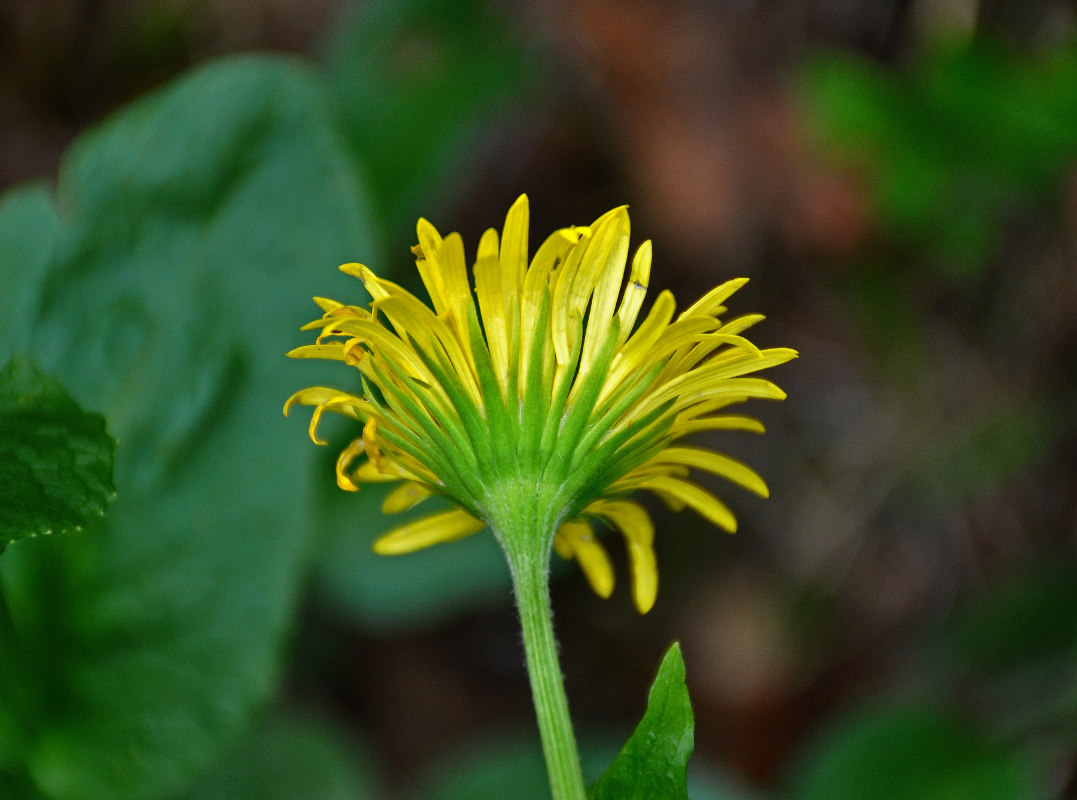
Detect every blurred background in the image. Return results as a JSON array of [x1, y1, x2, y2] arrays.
[[1, 0, 1076, 798]]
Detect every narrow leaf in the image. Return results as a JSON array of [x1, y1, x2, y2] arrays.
[[588, 642, 695, 800]]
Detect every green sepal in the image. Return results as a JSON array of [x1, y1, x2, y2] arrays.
[[370, 353, 480, 487], [517, 291, 552, 474], [546, 318, 622, 485], [504, 300, 523, 431], [588, 642, 695, 800], [414, 338, 498, 479], [0, 355, 116, 554], [563, 402, 674, 517], [362, 365, 483, 511], [465, 303, 514, 477], [537, 314, 584, 461], [568, 358, 665, 474]]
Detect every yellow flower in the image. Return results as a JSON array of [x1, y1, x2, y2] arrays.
[[286, 196, 796, 613]]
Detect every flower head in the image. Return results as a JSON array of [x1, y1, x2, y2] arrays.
[[286, 196, 796, 613]]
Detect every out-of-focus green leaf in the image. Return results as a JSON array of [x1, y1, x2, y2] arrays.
[[0, 53, 375, 800], [182, 712, 379, 800], [940, 567, 1077, 671], [0, 356, 115, 553], [0, 185, 60, 352], [311, 468, 513, 633], [788, 706, 1040, 800], [588, 642, 694, 800], [322, 0, 536, 233], [410, 733, 551, 800], [931, 567, 1077, 746], [408, 731, 617, 800]]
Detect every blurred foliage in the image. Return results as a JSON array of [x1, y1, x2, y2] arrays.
[[788, 705, 1040, 800], [913, 398, 1056, 506], [0, 356, 115, 553], [182, 711, 379, 800], [801, 37, 1077, 278], [322, 0, 537, 241], [311, 473, 515, 633]]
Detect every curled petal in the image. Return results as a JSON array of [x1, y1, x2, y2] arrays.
[[335, 438, 366, 491], [363, 417, 382, 470]]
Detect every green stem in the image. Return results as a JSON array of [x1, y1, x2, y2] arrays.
[[499, 517, 587, 800]]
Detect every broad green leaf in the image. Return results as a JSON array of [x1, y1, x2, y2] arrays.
[[0, 185, 59, 353], [182, 712, 380, 800], [0, 356, 115, 553], [788, 706, 1040, 800], [588, 642, 694, 800], [0, 53, 375, 800]]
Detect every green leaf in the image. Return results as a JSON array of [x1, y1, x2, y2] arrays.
[[0, 356, 115, 553], [588, 642, 695, 800], [788, 706, 1040, 800], [0, 185, 60, 354], [0, 53, 375, 800], [182, 712, 380, 800]]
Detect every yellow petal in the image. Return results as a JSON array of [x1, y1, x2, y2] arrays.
[[432, 231, 475, 346], [362, 417, 382, 471], [353, 460, 409, 482], [639, 475, 738, 532], [584, 499, 655, 546], [557, 521, 615, 599], [382, 481, 434, 514], [669, 414, 766, 437], [678, 277, 749, 320], [372, 509, 485, 555], [627, 540, 658, 613], [553, 528, 575, 559], [414, 218, 449, 316], [550, 229, 592, 366], [615, 240, 652, 347], [474, 226, 510, 393], [335, 438, 366, 491], [578, 208, 630, 377], [501, 194, 530, 299], [649, 446, 769, 497], [283, 387, 369, 446]]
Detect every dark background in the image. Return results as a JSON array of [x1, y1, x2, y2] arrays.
[[2, 1, 1076, 797]]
